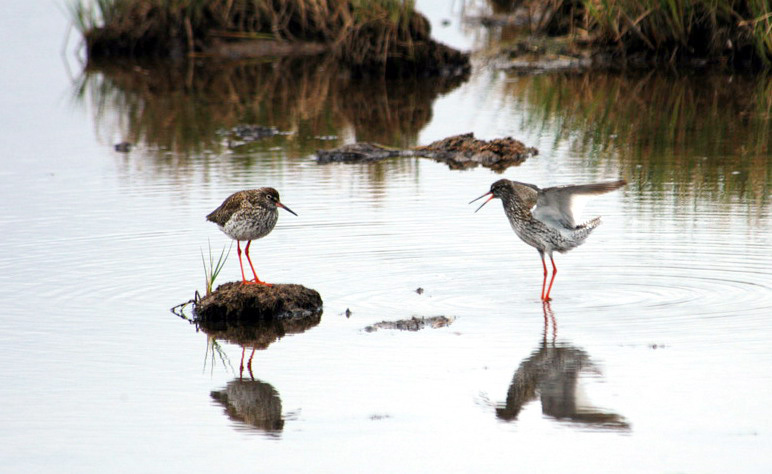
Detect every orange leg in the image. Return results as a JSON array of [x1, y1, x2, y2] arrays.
[[236, 241, 249, 283], [543, 255, 558, 301], [540, 253, 549, 301], [244, 241, 272, 287]]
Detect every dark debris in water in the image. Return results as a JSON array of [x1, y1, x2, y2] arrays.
[[315, 142, 409, 163], [316, 133, 537, 172], [220, 124, 290, 148], [114, 142, 132, 152], [364, 315, 455, 333]]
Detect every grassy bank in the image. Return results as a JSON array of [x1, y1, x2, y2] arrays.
[[507, 0, 771, 69], [69, 0, 469, 76]]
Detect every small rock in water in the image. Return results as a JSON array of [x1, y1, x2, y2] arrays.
[[415, 287, 424, 295], [345, 308, 352, 318]]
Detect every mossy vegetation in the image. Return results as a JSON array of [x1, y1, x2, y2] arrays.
[[69, 0, 470, 76], [488, 0, 772, 69]]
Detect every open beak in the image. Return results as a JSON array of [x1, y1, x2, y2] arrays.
[[469, 191, 494, 213], [277, 202, 298, 216]]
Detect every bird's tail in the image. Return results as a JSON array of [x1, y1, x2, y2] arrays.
[[573, 216, 602, 240]]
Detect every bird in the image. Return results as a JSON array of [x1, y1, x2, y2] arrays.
[[470, 178, 626, 301], [206, 187, 297, 286]]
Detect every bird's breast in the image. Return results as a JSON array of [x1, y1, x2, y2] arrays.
[[222, 208, 278, 241]]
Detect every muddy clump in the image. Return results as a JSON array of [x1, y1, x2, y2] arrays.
[[316, 133, 537, 171], [195, 282, 322, 327], [416, 133, 538, 170], [364, 316, 455, 332]]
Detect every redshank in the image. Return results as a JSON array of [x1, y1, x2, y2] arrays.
[[470, 179, 626, 301], [207, 187, 297, 286]]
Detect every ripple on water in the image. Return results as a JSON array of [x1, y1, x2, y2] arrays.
[[573, 237, 771, 322]]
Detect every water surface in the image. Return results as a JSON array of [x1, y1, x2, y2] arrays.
[[1, 2, 771, 472]]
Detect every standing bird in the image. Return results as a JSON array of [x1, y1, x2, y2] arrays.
[[470, 179, 626, 301], [207, 187, 297, 286]]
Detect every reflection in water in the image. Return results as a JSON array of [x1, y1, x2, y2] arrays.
[[198, 309, 321, 352], [211, 379, 284, 435], [505, 72, 771, 210], [74, 55, 468, 159], [201, 312, 320, 435], [496, 303, 629, 430]]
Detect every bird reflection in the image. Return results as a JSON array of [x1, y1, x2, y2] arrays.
[[200, 313, 321, 435], [211, 379, 284, 435], [496, 302, 629, 430]]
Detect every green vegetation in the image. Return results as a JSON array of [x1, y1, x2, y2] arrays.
[[68, 0, 469, 75], [202, 240, 231, 296], [513, 0, 772, 68]]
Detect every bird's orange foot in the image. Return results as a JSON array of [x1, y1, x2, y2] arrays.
[[242, 279, 273, 287]]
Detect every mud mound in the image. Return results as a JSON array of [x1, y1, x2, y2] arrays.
[[195, 282, 322, 326]]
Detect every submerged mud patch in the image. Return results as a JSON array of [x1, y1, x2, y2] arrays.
[[364, 316, 455, 332]]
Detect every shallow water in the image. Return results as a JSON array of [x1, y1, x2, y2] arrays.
[[1, 2, 771, 472]]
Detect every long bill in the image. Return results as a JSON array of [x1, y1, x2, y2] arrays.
[[469, 191, 494, 213], [277, 202, 298, 216]]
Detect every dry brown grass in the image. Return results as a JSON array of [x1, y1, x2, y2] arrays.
[[72, 0, 469, 75]]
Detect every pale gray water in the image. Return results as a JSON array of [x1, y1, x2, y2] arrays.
[[1, 2, 770, 472]]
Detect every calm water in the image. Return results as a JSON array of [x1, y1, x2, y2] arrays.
[[1, 2, 771, 472]]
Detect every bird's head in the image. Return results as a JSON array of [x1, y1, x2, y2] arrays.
[[262, 187, 298, 216], [469, 179, 512, 212]]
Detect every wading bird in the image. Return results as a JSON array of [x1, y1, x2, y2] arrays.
[[207, 187, 297, 286], [471, 179, 626, 301]]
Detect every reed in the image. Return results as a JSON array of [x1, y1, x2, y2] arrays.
[[517, 0, 772, 68]]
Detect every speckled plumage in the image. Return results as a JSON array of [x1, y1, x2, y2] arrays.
[[472, 178, 626, 301], [207, 188, 281, 241], [207, 187, 296, 285]]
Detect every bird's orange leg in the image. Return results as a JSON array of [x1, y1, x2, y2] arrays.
[[236, 241, 249, 284], [543, 256, 558, 301], [540, 253, 549, 301], [244, 240, 272, 287]]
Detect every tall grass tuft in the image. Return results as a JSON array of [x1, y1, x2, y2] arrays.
[[201, 239, 230, 296]]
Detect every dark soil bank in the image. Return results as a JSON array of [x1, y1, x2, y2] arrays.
[[194, 282, 323, 326]]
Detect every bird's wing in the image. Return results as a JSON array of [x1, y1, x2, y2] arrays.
[[533, 180, 626, 228], [206, 191, 246, 226]]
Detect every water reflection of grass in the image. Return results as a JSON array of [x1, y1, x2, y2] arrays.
[[75, 56, 467, 160], [506, 72, 770, 210]]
